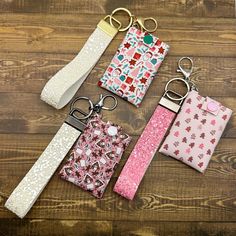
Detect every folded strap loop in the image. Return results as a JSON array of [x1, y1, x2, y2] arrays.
[[41, 20, 118, 109]]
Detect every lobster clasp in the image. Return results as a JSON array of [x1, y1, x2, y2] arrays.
[[133, 16, 158, 33], [177, 57, 193, 80]]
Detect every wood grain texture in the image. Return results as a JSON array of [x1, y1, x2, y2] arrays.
[[0, 0, 235, 235], [0, 14, 235, 56], [0, 0, 235, 18], [1, 220, 236, 236]]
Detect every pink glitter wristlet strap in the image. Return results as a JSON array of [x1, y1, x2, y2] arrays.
[[113, 105, 175, 200], [114, 75, 191, 200]]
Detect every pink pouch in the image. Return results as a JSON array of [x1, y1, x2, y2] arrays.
[[59, 114, 131, 198], [159, 90, 232, 173], [98, 26, 169, 107]]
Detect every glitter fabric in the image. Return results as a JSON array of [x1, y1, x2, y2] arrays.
[[159, 90, 233, 173], [113, 105, 175, 200], [41, 23, 117, 109], [98, 27, 169, 107], [60, 115, 131, 198], [5, 123, 81, 218]]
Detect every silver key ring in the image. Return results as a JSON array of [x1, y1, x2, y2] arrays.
[[164, 78, 190, 101]]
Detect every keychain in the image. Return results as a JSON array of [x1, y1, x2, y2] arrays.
[[5, 94, 119, 218], [159, 58, 233, 173], [40, 8, 131, 109], [113, 58, 191, 200], [98, 8, 169, 107], [59, 96, 131, 198]]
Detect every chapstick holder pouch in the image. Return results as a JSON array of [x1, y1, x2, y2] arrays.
[[98, 26, 169, 107], [59, 114, 131, 198], [159, 90, 232, 173]]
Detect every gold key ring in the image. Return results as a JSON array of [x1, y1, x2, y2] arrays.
[[109, 7, 133, 32]]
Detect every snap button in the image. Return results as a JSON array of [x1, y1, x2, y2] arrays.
[[143, 34, 153, 45], [207, 101, 219, 112], [107, 126, 118, 136]]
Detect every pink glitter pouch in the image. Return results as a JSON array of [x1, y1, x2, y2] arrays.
[[59, 114, 131, 198], [159, 90, 232, 173], [98, 26, 169, 107]]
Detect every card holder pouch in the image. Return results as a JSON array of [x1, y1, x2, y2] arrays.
[[59, 114, 131, 198], [98, 26, 169, 107], [159, 90, 232, 173]]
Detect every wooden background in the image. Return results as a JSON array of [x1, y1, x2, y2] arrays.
[[0, 0, 236, 235]]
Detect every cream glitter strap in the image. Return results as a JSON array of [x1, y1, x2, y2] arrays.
[[40, 19, 118, 109], [5, 120, 85, 218]]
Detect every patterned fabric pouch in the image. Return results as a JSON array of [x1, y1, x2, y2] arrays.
[[98, 26, 169, 107], [59, 114, 131, 198], [159, 90, 232, 173]]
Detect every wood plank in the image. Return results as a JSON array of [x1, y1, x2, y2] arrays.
[[0, 94, 234, 137], [0, 0, 234, 18], [0, 14, 235, 56], [113, 221, 236, 236], [0, 219, 112, 236], [0, 220, 236, 236], [0, 53, 236, 97], [0, 135, 235, 221]]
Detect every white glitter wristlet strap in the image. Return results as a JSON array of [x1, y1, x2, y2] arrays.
[[5, 111, 86, 218], [40, 19, 118, 109]]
